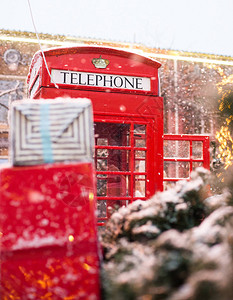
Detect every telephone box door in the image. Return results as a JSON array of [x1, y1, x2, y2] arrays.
[[94, 115, 160, 224]]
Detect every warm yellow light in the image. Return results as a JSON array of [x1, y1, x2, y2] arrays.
[[83, 263, 91, 271], [68, 235, 74, 242], [89, 192, 94, 201], [216, 125, 233, 169]]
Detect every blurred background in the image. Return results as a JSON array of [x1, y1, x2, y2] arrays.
[[1, 0, 233, 172]]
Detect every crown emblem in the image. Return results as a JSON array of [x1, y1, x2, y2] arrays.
[[92, 55, 110, 69]]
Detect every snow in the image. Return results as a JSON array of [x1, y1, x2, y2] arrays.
[[12, 234, 66, 250]]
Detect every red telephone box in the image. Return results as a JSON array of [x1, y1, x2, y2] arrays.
[[27, 46, 163, 224]]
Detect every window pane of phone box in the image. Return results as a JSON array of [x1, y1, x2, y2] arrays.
[[164, 161, 190, 179]]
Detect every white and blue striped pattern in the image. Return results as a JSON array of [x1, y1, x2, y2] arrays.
[[11, 98, 94, 166]]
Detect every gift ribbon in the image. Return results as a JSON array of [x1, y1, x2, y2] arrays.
[[40, 103, 54, 163]]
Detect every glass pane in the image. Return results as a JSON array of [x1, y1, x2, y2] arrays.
[[164, 140, 190, 158], [97, 175, 130, 197], [192, 161, 203, 169], [192, 141, 203, 159], [97, 200, 107, 218], [97, 178, 107, 196], [134, 124, 146, 147], [94, 122, 130, 146], [135, 138, 146, 147], [135, 159, 145, 172], [135, 150, 146, 172], [97, 149, 108, 158], [134, 175, 146, 197], [96, 138, 108, 146], [164, 161, 190, 179], [96, 149, 130, 171], [96, 159, 108, 171], [135, 150, 146, 158], [134, 124, 146, 134]]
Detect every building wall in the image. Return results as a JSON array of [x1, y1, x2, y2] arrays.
[[1, 29, 233, 159]]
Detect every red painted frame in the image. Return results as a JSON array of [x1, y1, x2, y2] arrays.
[[163, 134, 210, 186], [94, 116, 159, 225]]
